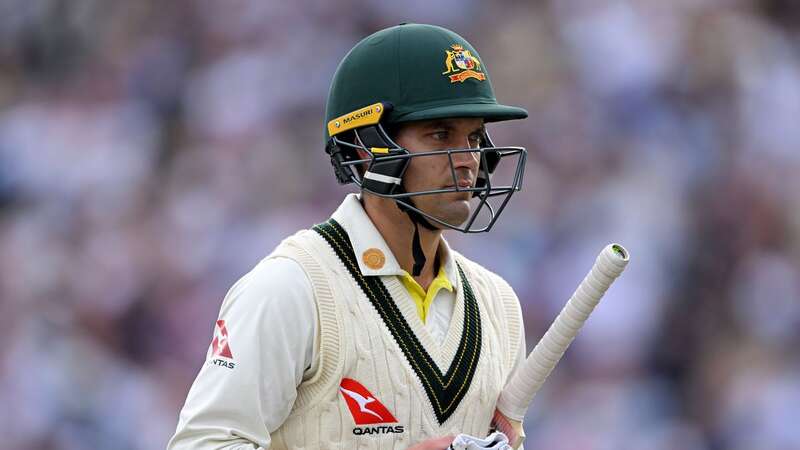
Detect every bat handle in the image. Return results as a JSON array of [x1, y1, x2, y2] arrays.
[[494, 244, 629, 444]]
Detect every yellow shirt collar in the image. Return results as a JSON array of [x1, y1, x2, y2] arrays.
[[398, 263, 454, 324]]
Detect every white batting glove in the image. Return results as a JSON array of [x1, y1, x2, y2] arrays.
[[448, 431, 512, 450]]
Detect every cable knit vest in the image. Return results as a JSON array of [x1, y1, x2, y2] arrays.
[[267, 222, 523, 450]]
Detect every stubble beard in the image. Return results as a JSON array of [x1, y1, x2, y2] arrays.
[[416, 192, 472, 228]]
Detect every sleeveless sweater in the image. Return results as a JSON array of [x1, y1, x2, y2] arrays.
[[268, 220, 523, 449]]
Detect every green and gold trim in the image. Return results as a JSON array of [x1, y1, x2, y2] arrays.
[[313, 219, 482, 425]]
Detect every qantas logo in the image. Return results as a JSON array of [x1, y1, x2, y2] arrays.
[[209, 320, 235, 369], [211, 320, 233, 358], [340, 386, 383, 420], [339, 378, 396, 424], [339, 378, 404, 435]]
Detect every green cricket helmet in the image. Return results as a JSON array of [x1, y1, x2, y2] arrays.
[[324, 23, 528, 235]]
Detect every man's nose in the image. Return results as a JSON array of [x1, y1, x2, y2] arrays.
[[450, 140, 480, 168]]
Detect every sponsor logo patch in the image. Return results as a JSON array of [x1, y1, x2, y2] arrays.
[[339, 378, 405, 435], [210, 320, 235, 369]]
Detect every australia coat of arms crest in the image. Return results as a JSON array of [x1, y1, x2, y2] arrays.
[[442, 44, 487, 83]]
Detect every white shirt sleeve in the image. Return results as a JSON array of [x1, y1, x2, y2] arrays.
[[168, 257, 317, 450]]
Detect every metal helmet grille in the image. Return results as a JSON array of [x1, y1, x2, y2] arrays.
[[326, 124, 526, 233]]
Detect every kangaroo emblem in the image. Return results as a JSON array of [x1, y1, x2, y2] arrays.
[[442, 44, 482, 75], [339, 386, 384, 420]]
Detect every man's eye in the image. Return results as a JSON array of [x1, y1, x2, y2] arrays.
[[430, 131, 449, 141], [469, 134, 483, 146]]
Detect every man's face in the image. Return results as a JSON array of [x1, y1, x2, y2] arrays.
[[393, 117, 484, 227]]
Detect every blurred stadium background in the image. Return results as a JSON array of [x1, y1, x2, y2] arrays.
[[2, 0, 799, 449]]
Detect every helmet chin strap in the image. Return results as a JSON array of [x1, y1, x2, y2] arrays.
[[395, 197, 438, 277]]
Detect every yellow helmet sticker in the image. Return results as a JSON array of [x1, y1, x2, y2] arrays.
[[327, 102, 386, 137]]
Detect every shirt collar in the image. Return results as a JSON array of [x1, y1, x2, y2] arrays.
[[330, 193, 459, 287]]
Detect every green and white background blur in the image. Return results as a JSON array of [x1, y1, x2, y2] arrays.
[[1, 1, 799, 449]]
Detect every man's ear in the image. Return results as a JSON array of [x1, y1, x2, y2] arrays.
[[353, 148, 371, 178]]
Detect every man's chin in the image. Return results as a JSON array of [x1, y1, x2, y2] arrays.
[[410, 194, 472, 227], [431, 204, 471, 228]]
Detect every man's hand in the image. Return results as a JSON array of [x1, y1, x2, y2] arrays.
[[407, 435, 455, 450]]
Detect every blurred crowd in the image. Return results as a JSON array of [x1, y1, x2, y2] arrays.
[[1, 0, 799, 449]]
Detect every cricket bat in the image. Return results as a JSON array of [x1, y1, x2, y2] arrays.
[[491, 243, 630, 449]]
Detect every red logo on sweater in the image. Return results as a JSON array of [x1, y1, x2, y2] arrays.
[[211, 320, 233, 359], [339, 378, 397, 425]]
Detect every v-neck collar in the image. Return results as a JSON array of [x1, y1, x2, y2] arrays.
[[313, 218, 482, 425]]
